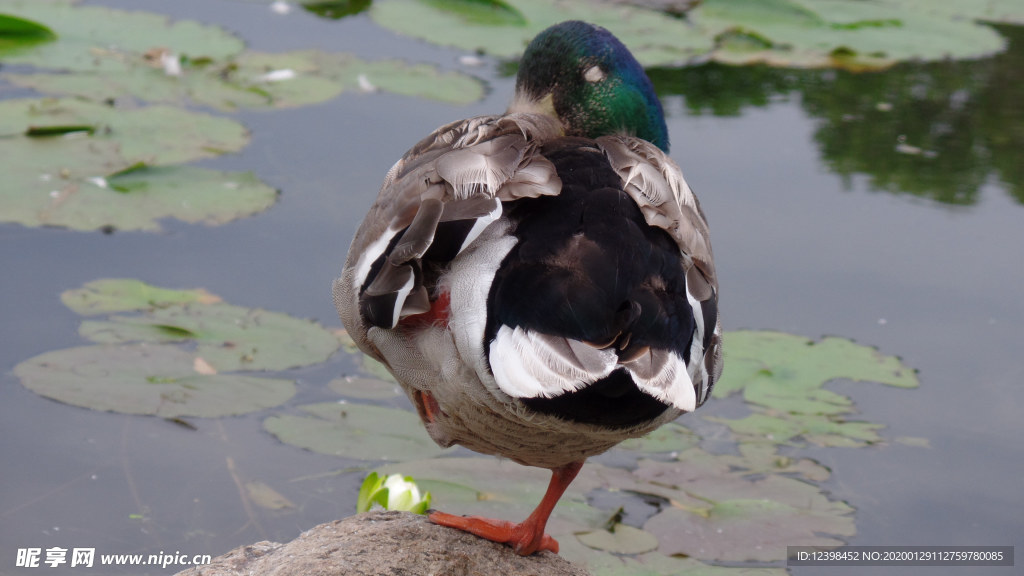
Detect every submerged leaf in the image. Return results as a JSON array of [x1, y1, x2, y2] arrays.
[[14, 343, 295, 418], [246, 481, 295, 510]]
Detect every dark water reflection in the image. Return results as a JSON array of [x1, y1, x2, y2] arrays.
[[1, 2, 1022, 575], [650, 23, 1024, 206]]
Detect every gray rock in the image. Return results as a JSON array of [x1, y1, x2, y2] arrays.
[[175, 511, 591, 576]]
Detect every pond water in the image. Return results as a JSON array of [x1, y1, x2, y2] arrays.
[[1, 2, 1021, 575]]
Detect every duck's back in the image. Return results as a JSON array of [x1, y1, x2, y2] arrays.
[[335, 114, 721, 467], [486, 138, 707, 428]]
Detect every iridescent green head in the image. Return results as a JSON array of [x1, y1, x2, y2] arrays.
[[512, 21, 669, 152]]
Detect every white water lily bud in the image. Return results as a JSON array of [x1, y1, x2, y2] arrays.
[[356, 472, 431, 515]]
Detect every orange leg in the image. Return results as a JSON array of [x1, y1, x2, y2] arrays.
[[429, 460, 585, 555]]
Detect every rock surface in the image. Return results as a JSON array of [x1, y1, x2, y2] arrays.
[[175, 510, 591, 576]]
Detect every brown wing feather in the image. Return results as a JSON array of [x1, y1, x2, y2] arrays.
[[596, 135, 717, 295], [336, 113, 564, 341]]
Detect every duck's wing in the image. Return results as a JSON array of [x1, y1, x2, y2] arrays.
[[335, 113, 564, 344], [481, 134, 722, 417], [596, 135, 723, 401]]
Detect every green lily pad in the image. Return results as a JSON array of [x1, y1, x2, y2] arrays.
[[61, 278, 222, 315], [644, 498, 850, 562], [698, 0, 1006, 69], [370, 0, 713, 66], [616, 422, 697, 453], [0, 0, 243, 71], [420, 0, 528, 26], [876, 0, 1024, 26], [14, 343, 296, 418], [301, 0, 373, 20], [0, 98, 249, 164], [576, 523, 659, 555], [371, 0, 1009, 71], [709, 410, 887, 447], [706, 330, 916, 446], [0, 98, 266, 231], [719, 443, 832, 482], [5, 49, 485, 110], [632, 448, 854, 562], [79, 302, 338, 372], [714, 331, 918, 407], [15, 279, 343, 416], [264, 403, 446, 461], [585, 551, 787, 576]]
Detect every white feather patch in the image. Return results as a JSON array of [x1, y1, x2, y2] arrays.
[[684, 281, 709, 404], [488, 326, 617, 399], [625, 352, 696, 413], [457, 198, 502, 254], [351, 227, 399, 295]]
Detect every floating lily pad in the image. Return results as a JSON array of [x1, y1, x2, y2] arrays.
[[301, 0, 373, 20], [371, 0, 1009, 70], [0, 98, 268, 231], [632, 447, 854, 562], [585, 551, 787, 576], [61, 278, 222, 315], [0, 0, 244, 71], [14, 343, 296, 418], [645, 498, 851, 562], [15, 279, 341, 416], [576, 523, 659, 555], [616, 422, 697, 453], [370, 0, 713, 66], [233, 50, 487, 106], [264, 403, 446, 461], [876, 0, 1024, 26], [719, 443, 832, 482], [714, 331, 918, 407], [699, 0, 1006, 69], [710, 410, 887, 447], [0, 98, 249, 163], [4, 50, 485, 109], [706, 330, 916, 446], [79, 302, 338, 372]]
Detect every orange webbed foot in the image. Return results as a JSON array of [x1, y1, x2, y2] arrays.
[[428, 510, 558, 555], [426, 461, 584, 556]]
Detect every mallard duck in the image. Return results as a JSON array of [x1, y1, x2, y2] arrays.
[[334, 20, 721, 555]]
